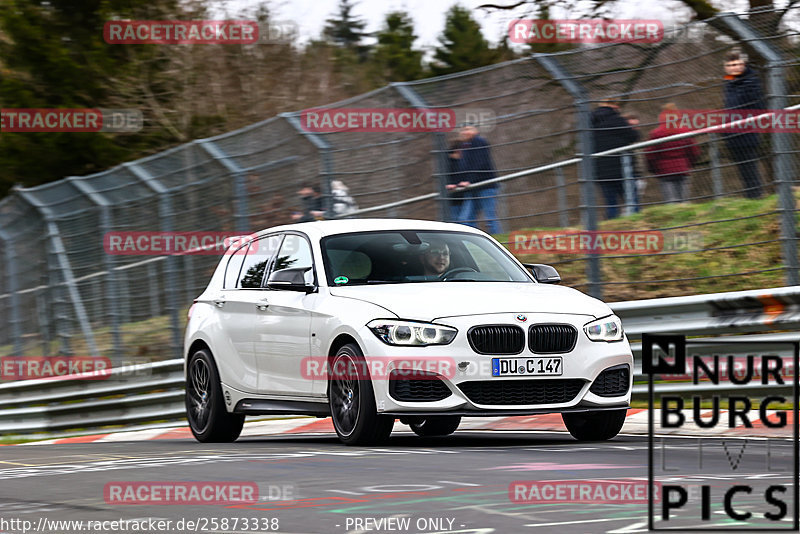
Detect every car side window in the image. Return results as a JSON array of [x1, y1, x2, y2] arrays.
[[272, 234, 314, 283], [237, 235, 282, 289], [223, 243, 249, 289]]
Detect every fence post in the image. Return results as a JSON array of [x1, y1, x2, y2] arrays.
[[709, 133, 723, 199], [197, 140, 250, 234], [555, 167, 569, 228], [281, 113, 335, 216], [14, 188, 99, 357], [718, 13, 798, 285], [125, 162, 183, 359], [536, 54, 602, 299], [392, 83, 451, 222], [68, 177, 123, 365], [0, 229, 24, 356], [622, 154, 636, 216]]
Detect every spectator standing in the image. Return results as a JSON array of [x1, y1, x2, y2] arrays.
[[330, 180, 358, 217], [590, 100, 640, 219], [645, 103, 700, 203], [455, 125, 502, 234], [444, 140, 466, 222], [722, 50, 766, 199], [621, 112, 643, 214], [291, 184, 325, 222]]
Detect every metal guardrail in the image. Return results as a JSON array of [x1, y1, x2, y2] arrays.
[[1, 286, 799, 437]]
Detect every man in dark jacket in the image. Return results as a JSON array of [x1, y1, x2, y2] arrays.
[[591, 100, 640, 219], [445, 141, 466, 222], [723, 50, 766, 199], [455, 125, 502, 234]]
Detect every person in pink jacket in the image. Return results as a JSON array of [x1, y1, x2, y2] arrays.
[[645, 103, 701, 203]]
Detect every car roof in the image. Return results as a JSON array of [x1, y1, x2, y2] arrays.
[[250, 219, 487, 240]]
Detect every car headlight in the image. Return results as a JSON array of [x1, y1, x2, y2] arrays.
[[583, 315, 624, 342], [367, 319, 457, 346]]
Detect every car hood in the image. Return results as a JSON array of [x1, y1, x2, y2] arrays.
[[328, 282, 611, 322]]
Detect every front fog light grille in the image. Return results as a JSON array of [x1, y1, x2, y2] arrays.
[[389, 371, 452, 402], [589, 364, 630, 397]]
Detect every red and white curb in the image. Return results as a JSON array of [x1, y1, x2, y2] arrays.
[[13, 408, 792, 445]]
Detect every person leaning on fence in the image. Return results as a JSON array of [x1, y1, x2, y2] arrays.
[[590, 99, 640, 219], [723, 49, 766, 199], [455, 125, 502, 234], [645, 103, 700, 204], [291, 183, 325, 222], [444, 140, 466, 222]]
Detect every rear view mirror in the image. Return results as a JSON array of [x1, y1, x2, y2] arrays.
[[267, 267, 314, 293], [523, 263, 561, 284]]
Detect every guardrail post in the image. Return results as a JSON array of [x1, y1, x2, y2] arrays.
[[536, 54, 602, 299], [125, 162, 183, 359], [0, 230, 24, 356], [718, 13, 798, 286], [392, 83, 451, 222]]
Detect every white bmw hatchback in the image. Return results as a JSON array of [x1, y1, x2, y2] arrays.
[[185, 219, 633, 445]]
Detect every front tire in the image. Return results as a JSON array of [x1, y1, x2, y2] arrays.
[[409, 416, 461, 437], [186, 348, 244, 443], [328, 343, 394, 445], [562, 409, 626, 441]]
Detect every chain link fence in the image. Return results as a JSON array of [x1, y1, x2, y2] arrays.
[[0, 9, 798, 362]]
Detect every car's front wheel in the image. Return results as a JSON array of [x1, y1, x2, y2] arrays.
[[409, 416, 461, 437], [328, 343, 394, 445], [562, 409, 627, 441], [186, 348, 245, 442]]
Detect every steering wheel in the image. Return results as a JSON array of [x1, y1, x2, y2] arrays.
[[440, 267, 478, 281]]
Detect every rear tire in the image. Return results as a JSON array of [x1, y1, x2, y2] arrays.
[[328, 343, 394, 445], [562, 409, 626, 441], [186, 348, 244, 443], [409, 416, 461, 437]]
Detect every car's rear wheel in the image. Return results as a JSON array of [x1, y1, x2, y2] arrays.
[[186, 348, 244, 442], [328, 343, 394, 445], [562, 409, 627, 441], [409, 416, 461, 437]]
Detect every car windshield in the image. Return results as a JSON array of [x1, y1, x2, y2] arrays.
[[321, 230, 532, 286]]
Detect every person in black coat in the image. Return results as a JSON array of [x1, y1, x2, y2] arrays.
[[590, 100, 640, 219], [723, 50, 766, 199], [445, 140, 465, 222]]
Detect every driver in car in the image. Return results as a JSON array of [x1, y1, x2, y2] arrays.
[[421, 241, 451, 277]]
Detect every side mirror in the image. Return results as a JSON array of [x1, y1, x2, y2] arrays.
[[267, 267, 315, 293], [523, 263, 561, 284]]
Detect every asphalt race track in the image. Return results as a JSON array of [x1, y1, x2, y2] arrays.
[[0, 430, 795, 534]]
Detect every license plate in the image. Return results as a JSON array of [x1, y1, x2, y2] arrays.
[[492, 357, 562, 376]]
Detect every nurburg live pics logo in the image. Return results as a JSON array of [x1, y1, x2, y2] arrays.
[[643, 333, 799, 530]]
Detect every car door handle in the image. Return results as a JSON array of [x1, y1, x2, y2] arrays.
[[213, 299, 225, 308], [255, 299, 269, 311]]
